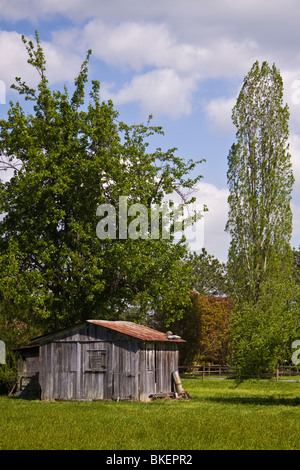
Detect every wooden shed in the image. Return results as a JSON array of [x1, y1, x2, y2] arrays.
[[16, 320, 185, 401]]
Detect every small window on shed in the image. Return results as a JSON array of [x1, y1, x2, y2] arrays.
[[87, 349, 106, 371]]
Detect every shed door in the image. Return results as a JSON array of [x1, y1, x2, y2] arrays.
[[113, 340, 139, 401], [81, 342, 107, 400], [52, 342, 78, 400]]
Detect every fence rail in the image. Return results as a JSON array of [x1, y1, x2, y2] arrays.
[[179, 364, 300, 380]]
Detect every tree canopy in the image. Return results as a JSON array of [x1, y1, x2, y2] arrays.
[[189, 248, 227, 297], [0, 31, 204, 340], [226, 61, 300, 379], [150, 291, 232, 365], [226, 61, 294, 301]]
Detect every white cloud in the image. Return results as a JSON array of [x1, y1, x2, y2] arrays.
[[0, 0, 91, 22], [177, 183, 230, 261], [40, 39, 83, 84], [0, 30, 83, 97], [279, 132, 300, 249], [205, 96, 237, 134], [0, 31, 35, 90], [195, 183, 230, 261], [1, 0, 300, 75], [80, 19, 260, 119], [0, 4, 288, 120], [1, 0, 298, 52], [164, 182, 230, 260], [104, 68, 198, 119], [289, 134, 300, 186], [82, 19, 257, 79], [281, 69, 300, 134], [291, 200, 300, 250], [83, 21, 176, 72]]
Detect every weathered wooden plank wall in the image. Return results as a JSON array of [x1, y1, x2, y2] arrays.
[[18, 347, 39, 377], [156, 343, 178, 394], [139, 342, 179, 400], [111, 339, 139, 400], [34, 323, 180, 401]]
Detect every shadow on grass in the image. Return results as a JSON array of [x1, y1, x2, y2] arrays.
[[206, 395, 300, 407]]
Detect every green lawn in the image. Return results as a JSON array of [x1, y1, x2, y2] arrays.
[[1, 378, 300, 450]]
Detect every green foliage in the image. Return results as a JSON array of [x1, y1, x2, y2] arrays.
[[151, 250, 230, 364], [226, 61, 294, 301], [0, 351, 18, 396], [0, 31, 203, 336], [226, 61, 300, 379], [189, 248, 227, 296], [230, 280, 300, 380]]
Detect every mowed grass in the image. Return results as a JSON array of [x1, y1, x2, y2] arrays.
[[1, 378, 300, 450]]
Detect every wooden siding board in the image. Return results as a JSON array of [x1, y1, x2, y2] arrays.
[[156, 346, 162, 393], [105, 339, 113, 400], [139, 342, 155, 400], [40, 343, 53, 399], [138, 346, 147, 401], [18, 348, 40, 376], [76, 341, 81, 400], [27, 323, 180, 402], [137, 342, 179, 400]]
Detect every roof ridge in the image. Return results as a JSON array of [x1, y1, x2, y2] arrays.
[[86, 320, 185, 342]]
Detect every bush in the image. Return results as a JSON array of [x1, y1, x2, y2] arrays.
[[0, 352, 19, 396]]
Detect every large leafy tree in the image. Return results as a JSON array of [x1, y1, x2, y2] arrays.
[[226, 61, 299, 378], [189, 248, 227, 297], [0, 31, 203, 337]]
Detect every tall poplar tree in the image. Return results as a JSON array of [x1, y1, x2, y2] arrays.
[[226, 61, 299, 378]]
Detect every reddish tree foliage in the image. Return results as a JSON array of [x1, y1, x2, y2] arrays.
[[151, 291, 233, 365], [195, 294, 233, 364]]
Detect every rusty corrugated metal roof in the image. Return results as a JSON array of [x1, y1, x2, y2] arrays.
[[87, 320, 185, 342]]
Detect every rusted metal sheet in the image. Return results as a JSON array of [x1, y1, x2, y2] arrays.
[[87, 320, 185, 343]]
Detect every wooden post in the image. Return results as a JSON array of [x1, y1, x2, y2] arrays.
[[276, 366, 279, 382]]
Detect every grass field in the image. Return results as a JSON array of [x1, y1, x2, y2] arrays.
[[1, 378, 300, 450]]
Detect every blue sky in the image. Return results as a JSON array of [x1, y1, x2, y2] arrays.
[[1, 0, 300, 261]]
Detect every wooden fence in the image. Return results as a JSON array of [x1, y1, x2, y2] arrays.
[[179, 363, 300, 380]]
